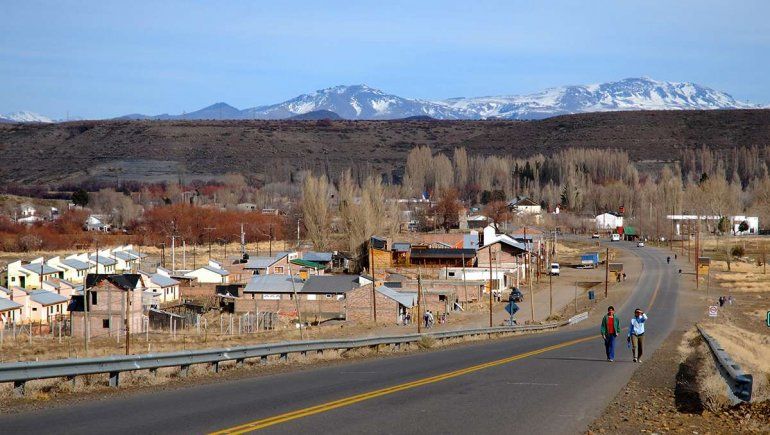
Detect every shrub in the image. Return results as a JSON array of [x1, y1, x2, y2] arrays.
[[731, 245, 746, 257]]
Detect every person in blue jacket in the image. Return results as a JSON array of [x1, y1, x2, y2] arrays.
[[627, 308, 648, 362]]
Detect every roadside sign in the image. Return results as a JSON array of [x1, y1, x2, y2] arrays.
[[766, 311, 770, 327], [708, 306, 718, 317], [505, 302, 520, 316]]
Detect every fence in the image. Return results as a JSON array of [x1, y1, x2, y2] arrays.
[[0, 318, 580, 396]]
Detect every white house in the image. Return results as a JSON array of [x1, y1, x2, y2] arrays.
[[184, 261, 230, 284], [140, 270, 181, 304], [84, 215, 111, 232], [666, 215, 760, 236], [89, 252, 118, 274], [1, 259, 63, 290], [595, 212, 624, 230], [47, 256, 93, 284], [508, 197, 542, 215]]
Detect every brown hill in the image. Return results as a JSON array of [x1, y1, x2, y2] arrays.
[[0, 109, 768, 186]]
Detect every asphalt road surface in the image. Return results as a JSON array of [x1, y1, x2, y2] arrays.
[[0, 241, 679, 434]]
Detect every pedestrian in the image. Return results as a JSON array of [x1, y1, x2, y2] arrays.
[[718, 296, 725, 307], [674, 254, 678, 260], [600, 306, 621, 362], [628, 308, 647, 363], [728, 295, 734, 305], [622, 272, 627, 281], [667, 256, 671, 264], [423, 311, 430, 328], [427, 311, 434, 329]]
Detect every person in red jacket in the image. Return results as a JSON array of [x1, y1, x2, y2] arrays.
[[600, 306, 621, 362]]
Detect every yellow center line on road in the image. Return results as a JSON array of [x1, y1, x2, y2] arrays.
[[210, 335, 595, 434]]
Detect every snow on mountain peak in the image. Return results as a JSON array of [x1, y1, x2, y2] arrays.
[[0, 110, 53, 123]]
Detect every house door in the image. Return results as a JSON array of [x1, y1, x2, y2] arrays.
[[19, 276, 25, 288]]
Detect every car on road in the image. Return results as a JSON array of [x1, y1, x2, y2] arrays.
[[611, 233, 621, 242], [591, 233, 600, 239], [637, 241, 645, 247], [508, 288, 524, 302], [550, 263, 560, 276]]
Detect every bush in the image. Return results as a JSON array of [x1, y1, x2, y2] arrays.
[[731, 245, 746, 257]]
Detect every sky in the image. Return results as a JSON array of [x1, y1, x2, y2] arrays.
[[1, 0, 768, 119]]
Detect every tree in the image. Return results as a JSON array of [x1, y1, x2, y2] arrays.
[[71, 188, 89, 207], [717, 216, 731, 234], [434, 188, 461, 232], [484, 201, 509, 231], [738, 220, 749, 233], [301, 174, 332, 250]]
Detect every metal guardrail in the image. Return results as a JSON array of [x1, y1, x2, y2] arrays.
[[568, 312, 589, 325], [696, 324, 753, 402], [0, 322, 564, 396]]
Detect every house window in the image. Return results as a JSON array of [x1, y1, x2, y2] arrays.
[[307, 294, 317, 300], [102, 319, 110, 328], [11, 277, 15, 282], [263, 294, 280, 300], [325, 294, 333, 299], [274, 267, 284, 274], [32, 307, 38, 311], [91, 292, 98, 305], [448, 271, 456, 277]]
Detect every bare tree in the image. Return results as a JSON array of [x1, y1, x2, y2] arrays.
[[301, 174, 332, 250]]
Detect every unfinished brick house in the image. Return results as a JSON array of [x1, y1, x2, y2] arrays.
[[70, 274, 146, 338]]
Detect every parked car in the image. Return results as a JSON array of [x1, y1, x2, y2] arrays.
[[637, 241, 645, 247], [611, 233, 621, 242], [550, 263, 560, 276], [508, 288, 524, 302], [591, 233, 600, 239]]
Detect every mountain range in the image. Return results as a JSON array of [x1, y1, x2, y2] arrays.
[[2, 78, 761, 123]]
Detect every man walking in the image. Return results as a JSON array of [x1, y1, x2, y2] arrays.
[[628, 308, 648, 362], [600, 306, 621, 362]]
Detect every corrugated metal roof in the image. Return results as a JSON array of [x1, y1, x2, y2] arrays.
[[0, 286, 11, 295], [290, 259, 326, 270], [61, 258, 91, 270], [409, 248, 477, 259], [377, 285, 415, 307], [21, 263, 61, 275], [29, 290, 68, 306], [0, 298, 22, 312], [89, 255, 117, 266], [202, 265, 230, 276], [245, 255, 284, 269], [301, 275, 361, 294], [151, 274, 180, 288], [392, 243, 411, 252], [112, 251, 138, 261], [302, 251, 333, 262], [245, 275, 304, 293]]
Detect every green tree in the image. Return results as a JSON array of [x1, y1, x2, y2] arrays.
[[71, 188, 89, 207], [738, 221, 749, 233]]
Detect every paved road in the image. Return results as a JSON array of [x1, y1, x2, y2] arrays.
[[0, 242, 678, 434]]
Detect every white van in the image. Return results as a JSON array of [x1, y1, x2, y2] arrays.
[[611, 233, 621, 242], [550, 263, 560, 276]]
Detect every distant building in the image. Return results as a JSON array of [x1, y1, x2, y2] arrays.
[[595, 212, 624, 230], [184, 261, 231, 284]]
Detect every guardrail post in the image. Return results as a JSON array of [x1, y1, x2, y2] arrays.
[[109, 371, 120, 387], [316, 349, 324, 356], [260, 355, 268, 365], [179, 364, 190, 377], [13, 380, 25, 397], [66, 375, 76, 387], [279, 352, 288, 362], [210, 362, 219, 373], [235, 358, 244, 368], [149, 368, 158, 377]]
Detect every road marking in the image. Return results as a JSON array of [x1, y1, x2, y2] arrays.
[[209, 335, 595, 434], [646, 259, 665, 311]]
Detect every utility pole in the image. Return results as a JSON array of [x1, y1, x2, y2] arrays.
[[461, 251, 468, 306], [549, 271, 553, 317], [182, 239, 187, 270], [604, 247, 610, 298], [171, 235, 176, 273], [204, 227, 216, 260], [529, 252, 535, 322], [289, 268, 304, 339], [269, 223, 273, 257], [695, 216, 700, 289], [487, 244, 493, 328], [240, 223, 246, 257], [125, 288, 130, 355], [417, 268, 423, 334], [369, 244, 377, 323]]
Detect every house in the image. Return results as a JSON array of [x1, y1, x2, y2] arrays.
[[595, 212, 624, 230], [345, 284, 415, 324], [407, 247, 477, 268], [290, 259, 326, 279], [301, 252, 333, 269], [16, 203, 44, 224], [666, 215, 760, 236], [459, 214, 489, 230], [70, 274, 147, 338], [508, 197, 542, 215], [437, 267, 510, 298], [89, 253, 118, 274], [239, 274, 370, 322], [110, 249, 141, 272], [1, 259, 63, 290], [244, 252, 294, 275], [0, 297, 23, 327], [236, 202, 258, 211], [184, 261, 230, 284], [84, 215, 111, 232], [25, 290, 69, 325], [47, 256, 92, 284], [140, 271, 181, 304]]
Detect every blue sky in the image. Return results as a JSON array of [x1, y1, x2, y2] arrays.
[[1, 0, 768, 119]]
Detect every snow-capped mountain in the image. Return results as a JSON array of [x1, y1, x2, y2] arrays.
[[0, 111, 53, 123], [242, 85, 466, 120], [115, 77, 760, 121], [441, 77, 756, 120]]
